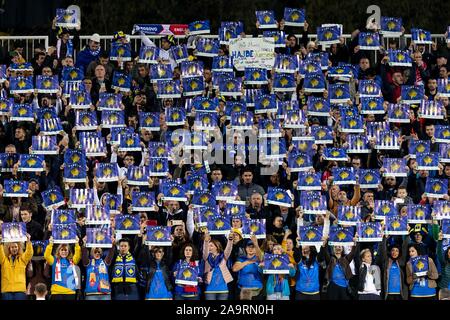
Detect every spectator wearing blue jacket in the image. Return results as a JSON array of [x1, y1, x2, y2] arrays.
[[75, 33, 103, 75]]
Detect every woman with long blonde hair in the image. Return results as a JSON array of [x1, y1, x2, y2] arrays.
[[0, 233, 33, 300], [44, 236, 81, 300]]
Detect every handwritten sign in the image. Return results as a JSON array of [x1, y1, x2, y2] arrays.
[[229, 37, 275, 71]]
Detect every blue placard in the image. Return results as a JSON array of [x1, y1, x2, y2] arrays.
[[380, 17, 402, 36], [145, 226, 172, 246], [52, 223, 77, 244], [256, 10, 277, 29], [283, 8, 305, 27], [298, 225, 323, 246], [329, 225, 355, 246], [110, 42, 132, 61]]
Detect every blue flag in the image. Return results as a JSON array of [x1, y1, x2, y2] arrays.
[[242, 219, 266, 239], [263, 30, 285, 48], [212, 55, 233, 72], [244, 67, 268, 85], [139, 112, 160, 131], [329, 83, 351, 103], [258, 119, 281, 138], [186, 174, 209, 195], [52, 223, 77, 244], [149, 158, 169, 177], [31, 135, 58, 155], [3, 179, 29, 197], [85, 205, 110, 225], [180, 60, 204, 78], [329, 225, 355, 246], [131, 191, 156, 212], [42, 187, 65, 210], [1, 222, 27, 243], [218, 77, 242, 97], [267, 187, 293, 207], [380, 17, 402, 36], [40, 118, 63, 135], [337, 206, 361, 226], [439, 143, 450, 163], [64, 149, 86, 167], [443, 220, 450, 239], [254, 94, 277, 114], [0, 98, 12, 115], [126, 165, 150, 184], [63, 163, 86, 183], [298, 225, 324, 246], [188, 20, 210, 35], [0, 153, 18, 173], [332, 167, 356, 185], [360, 97, 385, 115], [323, 147, 348, 161], [101, 110, 126, 128], [118, 132, 141, 152], [75, 110, 98, 130], [52, 210, 76, 225], [31, 240, 48, 259], [231, 111, 253, 129], [419, 100, 444, 119], [161, 180, 187, 201], [411, 256, 429, 276], [11, 104, 34, 122], [55, 8, 78, 28], [207, 214, 231, 235], [138, 46, 160, 64], [157, 79, 181, 98], [36, 75, 59, 93], [80, 135, 107, 157], [18, 154, 44, 173], [385, 215, 408, 235], [417, 152, 440, 171], [327, 65, 354, 79], [192, 96, 219, 113], [297, 172, 321, 191], [317, 25, 341, 44], [411, 28, 432, 44], [383, 158, 407, 177], [407, 204, 431, 224], [303, 72, 326, 93], [166, 107, 186, 126], [69, 90, 92, 110], [288, 151, 312, 172], [194, 206, 218, 227], [434, 125, 450, 143], [283, 8, 305, 27], [387, 49, 412, 67], [340, 115, 364, 133], [347, 134, 370, 154], [311, 126, 333, 144], [401, 85, 424, 104], [359, 80, 381, 97], [219, 26, 238, 45], [115, 214, 140, 234], [274, 54, 298, 73], [263, 254, 290, 274], [104, 193, 123, 215], [212, 181, 238, 201], [376, 130, 400, 150], [358, 169, 381, 189], [225, 201, 247, 216], [437, 79, 450, 97], [62, 67, 83, 81], [358, 32, 381, 50], [86, 227, 113, 248], [0, 65, 7, 82], [192, 191, 216, 208], [300, 191, 327, 214], [307, 97, 330, 116], [145, 226, 172, 246], [194, 112, 218, 130], [175, 263, 199, 286], [255, 10, 277, 29], [374, 200, 397, 220], [69, 188, 95, 209], [283, 110, 307, 129], [148, 142, 168, 158], [110, 42, 132, 61], [195, 38, 219, 57], [150, 64, 173, 82], [170, 44, 189, 63], [182, 76, 204, 97], [357, 222, 383, 242], [96, 163, 119, 182], [112, 72, 131, 92]]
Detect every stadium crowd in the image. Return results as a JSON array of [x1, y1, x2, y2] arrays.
[[0, 9, 448, 301]]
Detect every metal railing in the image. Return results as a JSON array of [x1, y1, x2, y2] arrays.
[[1, 34, 446, 63], [0, 36, 49, 62]]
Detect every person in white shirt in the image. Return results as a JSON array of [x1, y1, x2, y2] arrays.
[[357, 248, 382, 300], [34, 283, 47, 300], [138, 32, 177, 71]]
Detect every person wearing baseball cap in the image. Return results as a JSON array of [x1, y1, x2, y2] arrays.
[[75, 33, 103, 74], [137, 30, 177, 71], [232, 239, 263, 299]]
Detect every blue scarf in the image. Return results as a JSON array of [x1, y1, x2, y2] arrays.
[[208, 253, 224, 269]]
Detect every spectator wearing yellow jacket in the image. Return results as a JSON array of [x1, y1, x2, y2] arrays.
[[44, 236, 81, 300], [0, 233, 33, 300]]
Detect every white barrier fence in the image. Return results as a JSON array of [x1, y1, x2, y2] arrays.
[[0, 34, 446, 63]]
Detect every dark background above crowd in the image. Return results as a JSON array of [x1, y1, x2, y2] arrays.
[[0, 0, 449, 36]]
